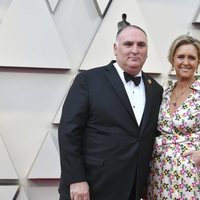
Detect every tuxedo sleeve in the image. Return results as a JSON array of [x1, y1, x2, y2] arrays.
[[58, 73, 89, 185]]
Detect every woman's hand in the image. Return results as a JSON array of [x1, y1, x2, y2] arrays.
[[183, 150, 200, 167]]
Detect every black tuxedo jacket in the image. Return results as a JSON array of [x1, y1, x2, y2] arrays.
[[58, 61, 163, 200]]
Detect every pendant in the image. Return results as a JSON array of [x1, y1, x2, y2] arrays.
[[173, 101, 176, 107]]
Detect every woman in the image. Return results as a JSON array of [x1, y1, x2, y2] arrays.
[[147, 35, 200, 199]]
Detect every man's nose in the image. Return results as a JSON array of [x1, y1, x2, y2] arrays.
[[131, 45, 139, 54]]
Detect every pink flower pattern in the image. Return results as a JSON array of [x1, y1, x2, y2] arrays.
[[147, 80, 200, 199]]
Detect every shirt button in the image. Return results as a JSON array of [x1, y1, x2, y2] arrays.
[[133, 106, 135, 108]]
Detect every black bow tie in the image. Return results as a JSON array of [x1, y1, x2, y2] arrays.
[[124, 72, 141, 86]]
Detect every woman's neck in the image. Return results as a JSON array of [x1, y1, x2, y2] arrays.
[[175, 77, 195, 91]]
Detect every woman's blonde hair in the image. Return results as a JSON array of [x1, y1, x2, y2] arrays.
[[168, 35, 200, 65]]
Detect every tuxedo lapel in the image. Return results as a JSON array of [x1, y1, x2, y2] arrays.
[[140, 73, 153, 133], [104, 63, 138, 124]]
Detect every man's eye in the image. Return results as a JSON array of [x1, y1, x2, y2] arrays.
[[124, 42, 132, 46], [138, 43, 146, 47]]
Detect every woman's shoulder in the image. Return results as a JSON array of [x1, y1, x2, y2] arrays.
[[191, 79, 200, 91]]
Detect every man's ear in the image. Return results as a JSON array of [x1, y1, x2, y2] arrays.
[[113, 43, 117, 56]]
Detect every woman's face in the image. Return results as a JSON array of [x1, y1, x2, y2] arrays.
[[173, 44, 199, 80]]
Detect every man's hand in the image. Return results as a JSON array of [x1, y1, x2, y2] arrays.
[[183, 150, 200, 167], [70, 181, 90, 200]]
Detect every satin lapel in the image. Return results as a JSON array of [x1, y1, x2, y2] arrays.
[[140, 73, 153, 133], [104, 63, 137, 123]]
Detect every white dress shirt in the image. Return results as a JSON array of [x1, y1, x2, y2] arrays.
[[114, 63, 146, 125]]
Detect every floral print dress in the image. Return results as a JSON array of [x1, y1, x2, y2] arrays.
[[147, 80, 200, 200]]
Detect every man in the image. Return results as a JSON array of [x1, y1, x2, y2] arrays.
[[58, 25, 163, 200], [117, 13, 130, 30]]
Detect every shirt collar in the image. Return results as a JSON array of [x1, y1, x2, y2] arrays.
[[165, 78, 200, 95], [113, 62, 142, 83]]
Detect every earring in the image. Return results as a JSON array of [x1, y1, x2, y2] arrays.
[[171, 66, 174, 71], [196, 68, 198, 73]]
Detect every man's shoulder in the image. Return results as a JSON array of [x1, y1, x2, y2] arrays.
[[142, 72, 163, 91], [142, 73, 159, 84], [78, 61, 115, 76]]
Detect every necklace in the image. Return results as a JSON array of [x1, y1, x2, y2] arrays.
[[172, 87, 190, 107]]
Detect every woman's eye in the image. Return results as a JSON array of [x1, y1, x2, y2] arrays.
[[188, 56, 196, 61], [177, 55, 184, 59]]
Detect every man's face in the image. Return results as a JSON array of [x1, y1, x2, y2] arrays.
[[114, 27, 148, 76]]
